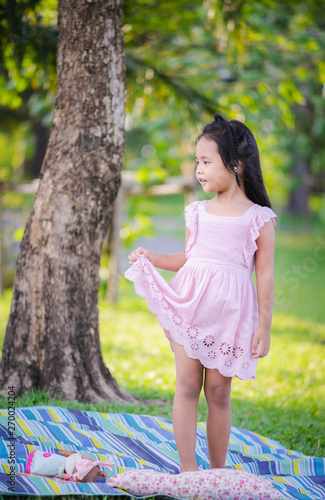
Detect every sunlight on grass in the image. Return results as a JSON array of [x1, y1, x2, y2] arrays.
[[98, 289, 325, 457], [0, 233, 324, 457], [274, 233, 325, 322], [0, 290, 11, 345], [232, 312, 325, 418], [99, 297, 176, 399]]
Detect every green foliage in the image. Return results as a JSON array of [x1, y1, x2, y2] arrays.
[[128, 194, 184, 218], [1, 0, 325, 213], [123, 0, 325, 214], [0, 124, 35, 181], [0, 0, 58, 107], [0, 0, 57, 181], [119, 214, 154, 249], [0, 6, 323, 156]]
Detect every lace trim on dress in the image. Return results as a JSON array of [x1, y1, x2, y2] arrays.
[[243, 206, 277, 266], [125, 255, 258, 380], [184, 201, 200, 258]]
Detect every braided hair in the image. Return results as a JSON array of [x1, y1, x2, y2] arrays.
[[196, 113, 273, 209]]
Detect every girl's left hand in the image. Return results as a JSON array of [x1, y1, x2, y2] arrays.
[[251, 327, 271, 359]]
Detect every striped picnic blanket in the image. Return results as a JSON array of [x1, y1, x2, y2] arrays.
[[0, 406, 324, 498]]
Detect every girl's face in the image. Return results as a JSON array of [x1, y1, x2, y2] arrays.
[[195, 136, 233, 193]]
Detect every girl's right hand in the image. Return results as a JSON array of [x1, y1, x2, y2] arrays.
[[128, 247, 159, 266]]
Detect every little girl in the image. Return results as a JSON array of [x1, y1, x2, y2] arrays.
[[124, 113, 277, 473]]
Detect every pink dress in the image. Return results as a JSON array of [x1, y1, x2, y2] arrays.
[[124, 200, 277, 380]]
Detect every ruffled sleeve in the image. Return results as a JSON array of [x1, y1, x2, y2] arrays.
[[184, 201, 200, 258], [243, 205, 277, 266]]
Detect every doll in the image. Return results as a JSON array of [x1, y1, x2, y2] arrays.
[[26, 449, 114, 482]]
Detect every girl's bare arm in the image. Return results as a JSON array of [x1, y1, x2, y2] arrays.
[[128, 228, 191, 272], [251, 220, 276, 358]]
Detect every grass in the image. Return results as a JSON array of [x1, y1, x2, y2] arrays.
[[1, 232, 325, 456], [0, 228, 324, 499], [100, 234, 325, 459]]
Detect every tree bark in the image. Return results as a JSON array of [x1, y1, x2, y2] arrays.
[[287, 158, 309, 216], [23, 121, 49, 178], [287, 99, 313, 217], [0, 0, 131, 402]]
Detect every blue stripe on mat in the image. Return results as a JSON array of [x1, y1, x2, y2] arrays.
[[0, 406, 324, 499]]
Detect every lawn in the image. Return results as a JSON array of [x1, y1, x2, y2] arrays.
[[0, 207, 324, 500], [0, 231, 324, 460], [99, 230, 325, 459]]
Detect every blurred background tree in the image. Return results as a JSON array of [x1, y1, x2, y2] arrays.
[[0, 0, 325, 290]]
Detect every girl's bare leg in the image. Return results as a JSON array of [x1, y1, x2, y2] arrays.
[[172, 341, 204, 472], [204, 369, 232, 469]]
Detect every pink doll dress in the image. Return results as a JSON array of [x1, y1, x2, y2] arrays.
[[124, 200, 277, 380]]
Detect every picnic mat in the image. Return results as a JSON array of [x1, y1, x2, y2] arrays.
[[0, 406, 324, 499]]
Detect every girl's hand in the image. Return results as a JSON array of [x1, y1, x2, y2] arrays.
[[251, 327, 271, 359], [128, 247, 159, 266]]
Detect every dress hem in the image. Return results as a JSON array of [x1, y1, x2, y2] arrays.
[[167, 335, 257, 381]]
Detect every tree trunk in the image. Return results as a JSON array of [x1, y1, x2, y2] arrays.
[[23, 121, 49, 179], [287, 158, 309, 216], [0, 0, 131, 402], [287, 99, 313, 217]]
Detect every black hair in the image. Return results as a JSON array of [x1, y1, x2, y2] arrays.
[[196, 113, 273, 209]]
